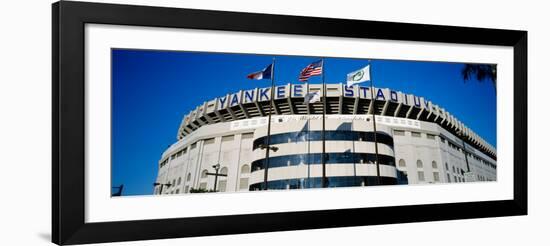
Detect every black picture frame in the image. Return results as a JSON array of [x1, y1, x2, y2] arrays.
[[52, 1, 527, 245]]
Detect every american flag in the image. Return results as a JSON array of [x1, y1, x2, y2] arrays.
[[298, 60, 323, 82]]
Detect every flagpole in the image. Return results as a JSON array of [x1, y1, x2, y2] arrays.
[[367, 60, 382, 185], [263, 58, 275, 190], [307, 89, 311, 188], [321, 58, 327, 188], [352, 121, 357, 184]]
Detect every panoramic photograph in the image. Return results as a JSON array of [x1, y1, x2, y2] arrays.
[[111, 49, 497, 197]]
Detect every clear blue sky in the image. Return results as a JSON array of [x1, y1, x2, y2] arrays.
[[112, 49, 496, 196]]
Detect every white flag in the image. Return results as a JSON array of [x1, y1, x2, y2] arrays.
[[304, 91, 320, 104], [346, 65, 370, 86]]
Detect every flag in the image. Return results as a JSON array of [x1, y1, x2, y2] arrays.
[[247, 64, 272, 80], [304, 91, 320, 104], [346, 65, 370, 86], [298, 60, 323, 82]]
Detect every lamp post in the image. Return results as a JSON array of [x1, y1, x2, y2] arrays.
[[458, 132, 473, 182], [153, 182, 172, 195], [459, 132, 471, 173], [212, 164, 220, 191], [206, 163, 228, 192], [258, 144, 278, 190]]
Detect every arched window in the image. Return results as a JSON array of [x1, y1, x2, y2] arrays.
[[239, 165, 250, 191], [201, 169, 208, 179], [220, 167, 228, 175], [186, 173, 192, 181], [431, 161, 438, 169], [241, 165, 250, 174], [416, 160, 423, 168], [398, 159, 406, 167]]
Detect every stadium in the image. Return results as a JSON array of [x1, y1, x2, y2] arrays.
[[153, 83, 497, 195]]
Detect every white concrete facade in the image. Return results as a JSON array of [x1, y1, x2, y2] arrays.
[[155, 84, 497, 195]]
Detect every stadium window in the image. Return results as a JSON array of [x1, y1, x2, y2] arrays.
[[220, 167, 228, 175], [432, 161, 438, 169], [177, 177, 182, 185], [203, 138, 215, 145], [186, 173, 192, 182], [398, 159, 406, 167], [416, 160, 423, 168], [418, 171, 425, 181], [433, 172, 440, 182], [221, 135, 235, 142], [445, 162, 449, 170], [241, 164, 250, 174], [452, 166, 456, 173], [411, 132, 421, 138], [201, 169, 208, 179], [218, 180, 227, 192], [447, 173, 451, 182], [393, 130, 405, 136], [239, 178, 249, 190]]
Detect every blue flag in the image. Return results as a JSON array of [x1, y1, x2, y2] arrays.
[[247, 64, 273, 80]]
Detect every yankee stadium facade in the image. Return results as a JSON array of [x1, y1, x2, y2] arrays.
[[154, 83, 497, 195]]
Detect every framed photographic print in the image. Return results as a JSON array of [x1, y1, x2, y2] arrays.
[[52, 1, 527, 245]]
